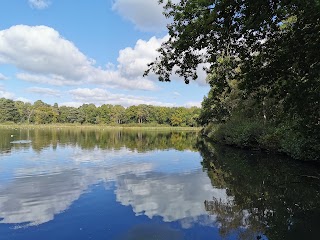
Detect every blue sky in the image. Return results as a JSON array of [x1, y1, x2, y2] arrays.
[[0, 0, 210, 107]]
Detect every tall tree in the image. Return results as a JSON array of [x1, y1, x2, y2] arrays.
[[80, 104, 99, 124], [0, 98, 20, 123], [110, 105, 126, 124], [98, 104, 113, 124], [145, 0, 320, 127]]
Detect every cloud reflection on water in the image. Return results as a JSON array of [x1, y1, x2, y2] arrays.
[[0, 147, 229, 228], [115, 171, 230, 227]]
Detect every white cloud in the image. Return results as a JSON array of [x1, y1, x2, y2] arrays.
[[112, 0, 169, 31], [68, 88, 175, 107], [0, 25, 92, 81], [59, 101, 83, 108], [185, 101, 201, 108], [0, 25, 157, 91], [0, 85, 32, 102], [0, 90, 15, 99], [0, 73, 8, 80], [16, 97, 32, 103], [196, 63, 210, 86], [117, 35, 169, 81], [28, 0, 50, 9], [16, 73, 81, 86], [118, 34, 208, 86], [27, 87, 61, 97], [0, 85, 15, 99]]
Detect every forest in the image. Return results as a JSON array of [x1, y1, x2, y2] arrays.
[[145, 0, 320, 161], [0, 98, 200, 127]]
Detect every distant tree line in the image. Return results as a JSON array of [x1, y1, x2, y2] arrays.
[[0, 98, 201, 127]]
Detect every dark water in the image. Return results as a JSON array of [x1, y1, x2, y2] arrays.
[[0, 127, 319, 240]]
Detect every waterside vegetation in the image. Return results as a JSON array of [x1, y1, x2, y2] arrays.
[[146, 0, 320, 161]]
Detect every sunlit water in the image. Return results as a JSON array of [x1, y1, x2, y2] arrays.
[[0, 128, 319, 240]]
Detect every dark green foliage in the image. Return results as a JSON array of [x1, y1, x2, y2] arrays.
[[145, 0, 320, 161], [212, 120, 265, 148], [0, 98, 20, 123], [79, 104, 99, 124], [209, 118, 320, 161]]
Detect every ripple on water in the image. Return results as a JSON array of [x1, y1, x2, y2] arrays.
[[10, 140, 32, 144]]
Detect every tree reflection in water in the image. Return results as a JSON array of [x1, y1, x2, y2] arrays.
[[198, 138, 320, 240], [0, 128, 198, 153], [1, 127, 319, 239]]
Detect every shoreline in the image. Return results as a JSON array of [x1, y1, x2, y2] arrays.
[[0, 124, 201, 131]]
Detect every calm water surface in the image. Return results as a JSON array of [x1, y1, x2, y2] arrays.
[[0, 128, 319, 240]]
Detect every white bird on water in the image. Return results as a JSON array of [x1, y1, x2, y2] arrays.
[[10, 135, 14, 137]]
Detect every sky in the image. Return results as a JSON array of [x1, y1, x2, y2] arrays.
[[0, 0, 210, 108]]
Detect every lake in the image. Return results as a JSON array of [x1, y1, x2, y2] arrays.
[[0, 127, 319, 240]]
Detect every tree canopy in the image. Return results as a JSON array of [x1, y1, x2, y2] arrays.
[[145, 0, 320, 160], [0, 98, 201, 127], [147, 0, 319, 121]]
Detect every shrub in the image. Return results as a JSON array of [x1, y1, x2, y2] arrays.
[[205, 119, 320, 161]]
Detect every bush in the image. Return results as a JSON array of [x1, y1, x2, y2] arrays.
[[210, 119, 265, 148], [201, 122, 219, 137], [205, 119, 320, 161]]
